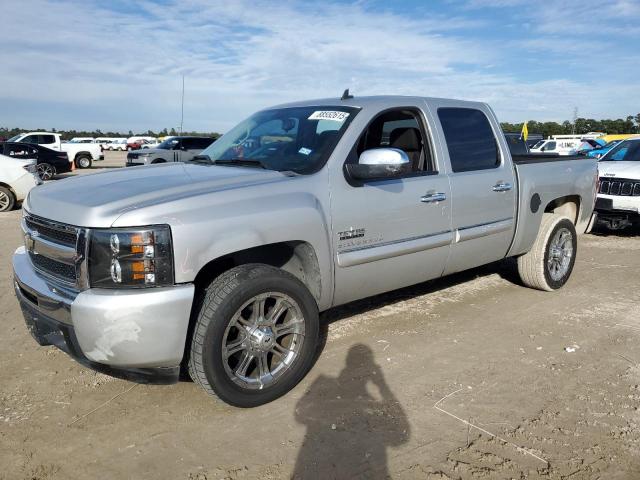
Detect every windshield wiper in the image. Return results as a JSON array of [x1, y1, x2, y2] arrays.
[[188, 154, 215, 165], [214, 159, 268, 169]]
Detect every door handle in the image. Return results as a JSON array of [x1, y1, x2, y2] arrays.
[[420, 192, 447, 203], [492, 182, 512, 192]]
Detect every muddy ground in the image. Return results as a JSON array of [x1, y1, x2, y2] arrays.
[[1, 153, 640, 479]]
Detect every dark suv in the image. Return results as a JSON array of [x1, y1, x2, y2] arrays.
[[126, 136, 216, 166]]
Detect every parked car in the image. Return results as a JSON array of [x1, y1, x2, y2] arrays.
[[94, 137, 123, 150], [140, 139, 160, 149], [0, 153, 39, 211], [105, 139, 128, 151], [6, 132, 103, 169], [0, 142, 71, 180], [126, 136, 215, 166], [594, 138, 640, 230], [126, 136, 157, 151], [530, 138, 576, 155], [13, 95, 597, 407], [68, 137, 95, 144], [587, 140, 622, 159]]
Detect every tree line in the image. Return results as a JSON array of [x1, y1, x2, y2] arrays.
[[3, 113, 640, 142], [501, 114, 640, 139], [0, 127, 221, 141]]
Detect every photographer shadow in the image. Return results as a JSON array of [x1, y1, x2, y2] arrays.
[[292, 344, 410, 479]]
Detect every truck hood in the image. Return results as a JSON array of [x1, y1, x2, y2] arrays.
[[598, 161, 640, 179], [25, 163, 288, 227]]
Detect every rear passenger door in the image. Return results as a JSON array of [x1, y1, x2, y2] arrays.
[[435, 106, 517, 275]]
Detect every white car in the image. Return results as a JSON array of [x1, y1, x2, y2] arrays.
[[595, 138, 640, 230], [96, 137, 127, 151], [140, 139, 160, 149], [105, 139, 128, 151], [0, 154, 40, 212], [6, 132, 103, 169], [530, 139, 576, 156]]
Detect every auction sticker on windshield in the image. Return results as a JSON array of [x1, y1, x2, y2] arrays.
[[308, 111, 350, 122]]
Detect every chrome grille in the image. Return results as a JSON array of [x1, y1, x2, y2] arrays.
[[23, 213, 85, 288], [25, 215, 77, 247], [599, 178, 640, 197], [29, 253, 76, 282]]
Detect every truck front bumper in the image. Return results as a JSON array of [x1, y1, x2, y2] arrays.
[[13, 246, 194, 384]]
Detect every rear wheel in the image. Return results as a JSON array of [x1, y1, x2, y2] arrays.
[[517, 213, 577, 291], [37, 163, 56, 181], [188, 264, 319, 407], [75, 155, 92, 169], [0, 186, 16, 212]]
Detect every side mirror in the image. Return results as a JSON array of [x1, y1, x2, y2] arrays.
[[345, 148, 411, 182]]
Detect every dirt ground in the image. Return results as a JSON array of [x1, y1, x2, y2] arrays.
[[1, 153, 640, 479]]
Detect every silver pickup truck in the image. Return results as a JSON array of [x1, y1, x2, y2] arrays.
[[13, 95, 597, 407]]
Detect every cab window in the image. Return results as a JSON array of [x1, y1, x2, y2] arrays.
[[353, 108, 434, 173], [438, 107, 499, 172]]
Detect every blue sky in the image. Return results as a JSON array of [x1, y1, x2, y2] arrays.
[[1, 0, 639, 133]]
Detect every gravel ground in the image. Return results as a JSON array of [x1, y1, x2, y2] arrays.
[[1, 154, 639, 479]]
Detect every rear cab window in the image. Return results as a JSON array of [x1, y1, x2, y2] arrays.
[[437, 107, 499, 172]]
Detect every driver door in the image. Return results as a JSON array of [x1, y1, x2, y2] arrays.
[[330, 107, 453, 306]]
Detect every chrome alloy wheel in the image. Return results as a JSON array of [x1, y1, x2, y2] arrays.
[[548, 227, 573, 281], [37, 163, 55, 181], [222, 292, 305, 390], [0, 190, 10, 211]]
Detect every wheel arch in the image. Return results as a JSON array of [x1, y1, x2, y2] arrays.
[[193, 240, 322, 305], [544, 195, 581, 225], [73, 151, 92, 161]]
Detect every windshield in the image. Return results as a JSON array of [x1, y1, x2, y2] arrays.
[[156, 138, 179, 150], [199, 106, 359, 174], [600, 140, 640, 161], [532, 140, 545, 149], [7, 135, 22, 142]]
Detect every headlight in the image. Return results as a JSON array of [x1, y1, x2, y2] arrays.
[[89, 225, 173, 288]]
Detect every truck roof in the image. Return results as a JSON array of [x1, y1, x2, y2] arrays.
[[269, 95, 490, 112]]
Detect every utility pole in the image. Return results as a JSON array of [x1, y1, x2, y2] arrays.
[[180, 75, 185, 135], [571, 106, 578, 134]]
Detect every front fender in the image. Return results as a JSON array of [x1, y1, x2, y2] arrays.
[[173, 192, 332, 308]]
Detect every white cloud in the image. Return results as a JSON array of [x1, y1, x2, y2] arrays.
[[0, 0, 638, 132]]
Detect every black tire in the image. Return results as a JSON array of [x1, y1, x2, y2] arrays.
[[188, 264, 319, 407], [152, 159, 166, 164], [0, 186, 15, 212], [36, 163, 56, 181], [75, 155, 92, 169], [517, 213, 577, 291]]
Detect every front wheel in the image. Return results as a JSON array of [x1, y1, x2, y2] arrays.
[[75, 155, 92, 169], [0, 186, 16, 212], [188, 264, 319, 407], [517, 213, 577, 291]]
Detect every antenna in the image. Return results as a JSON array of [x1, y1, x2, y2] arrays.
[[341, 88, 353, 100], [180, 75, 185, 135], [571, 106, 578, 135]]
